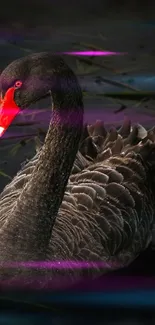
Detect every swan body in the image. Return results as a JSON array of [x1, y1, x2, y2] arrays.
[[0, 52, 155, 285]]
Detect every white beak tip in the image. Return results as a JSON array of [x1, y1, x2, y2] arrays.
[[0, 126, 5, 137]]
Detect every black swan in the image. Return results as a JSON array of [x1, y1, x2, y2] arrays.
[[0, 52, 155, 285]]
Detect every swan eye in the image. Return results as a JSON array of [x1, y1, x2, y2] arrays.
[[14, 80, 22, 89]]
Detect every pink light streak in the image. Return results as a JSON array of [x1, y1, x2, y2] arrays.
[[63, 51, 127, 56], [2, 260, 120, 269]]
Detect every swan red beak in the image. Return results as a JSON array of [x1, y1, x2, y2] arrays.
[[0, 87, 20, 137]]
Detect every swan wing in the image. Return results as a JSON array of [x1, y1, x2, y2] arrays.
[[50, 121, 155, 272]]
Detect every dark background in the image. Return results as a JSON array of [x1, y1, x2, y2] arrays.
[[1, 1, 155, 26], [1, 2, 155, 322]]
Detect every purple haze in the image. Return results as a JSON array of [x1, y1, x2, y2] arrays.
[[2, 260, 120, 269], [63, 51, 127, 56]]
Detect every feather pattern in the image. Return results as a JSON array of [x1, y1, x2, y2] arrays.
[[0, 52, 155, 286], [0, 119, 155, 282]]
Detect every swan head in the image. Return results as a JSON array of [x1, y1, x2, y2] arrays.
[[0, 52, 77, 136], [0, 52, 62, 109]]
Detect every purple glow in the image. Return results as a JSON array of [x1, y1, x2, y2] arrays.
[[2, 109, 155, 141], [1, 275, 155, 290], [3, 260, 120, 269], [63, 51, 127, 56]]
